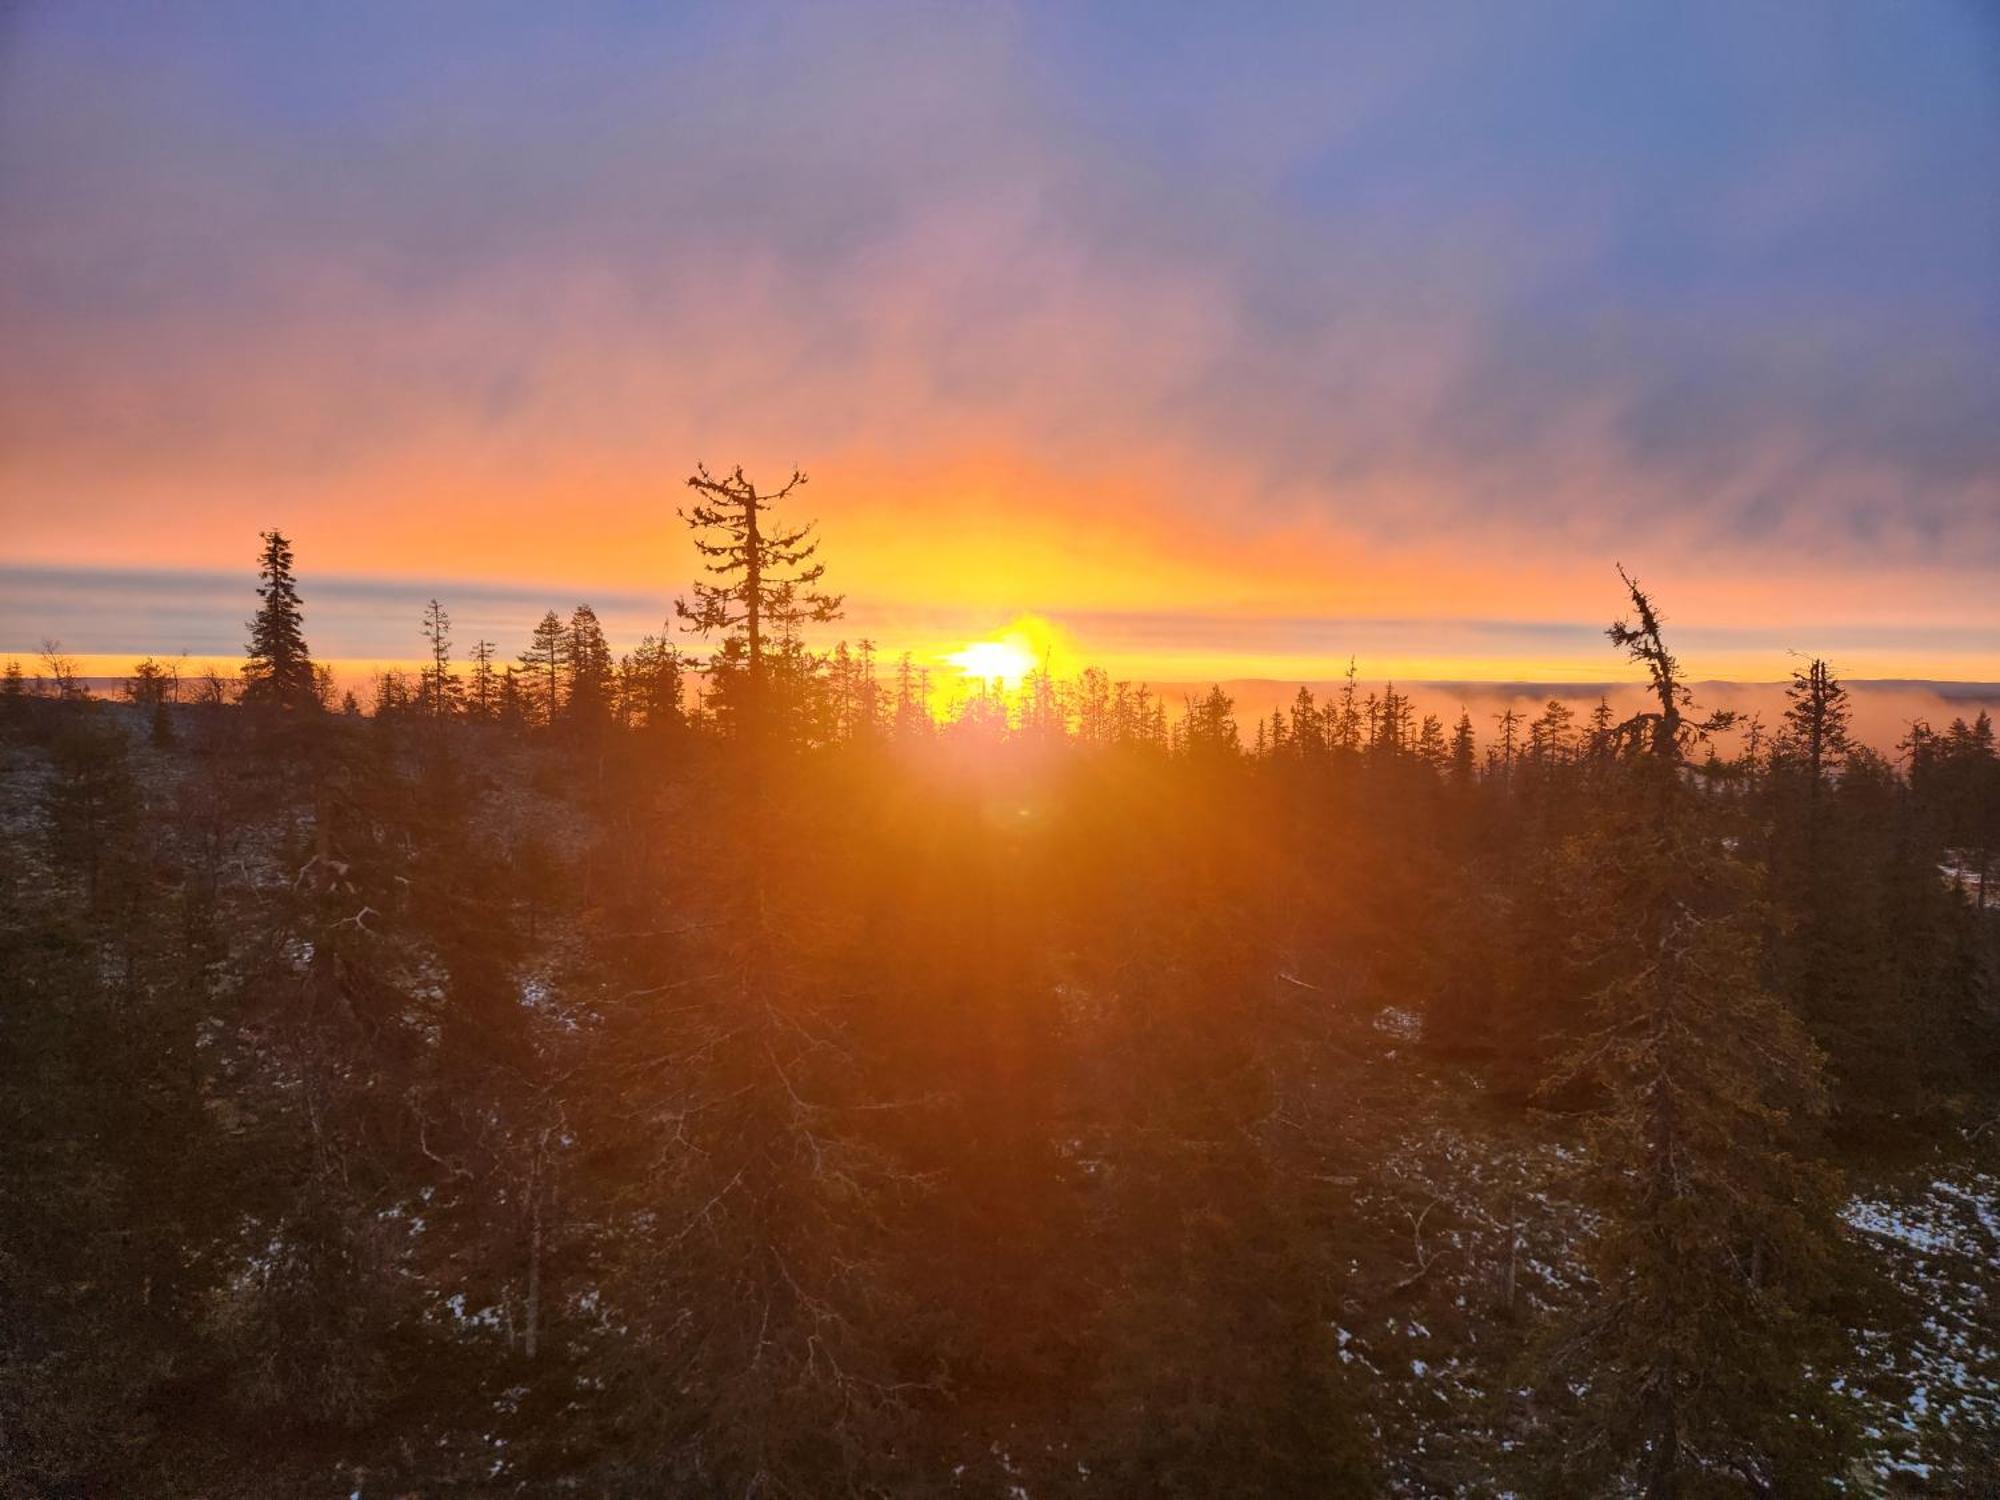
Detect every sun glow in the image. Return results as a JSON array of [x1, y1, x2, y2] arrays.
[[948, 637, 1038, 688], [943, 617, 1075, 691]]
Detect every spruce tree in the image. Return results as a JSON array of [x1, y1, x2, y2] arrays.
[[1415, 711, 1449, 770], [126, 658, 177, 744], [1492, 706, 1522, 778], [466, 639, 498, 721], [620, 629, 686, 736], [373, 668, 412, 717], [519, 611, 568, 729], [1782, 659, 1852, 784], [1289, 687, 1322, 757], [1450, 710, 1477, 784], [418, 598, 462, 720], [562, 605, 614, 734], [498, 664, 526, 733], [1779, 658, 1852, 864], [241, 530, 317, 710], [676, 464, 842, 745], [1536, 572, 1846, 1495], [1180, 685, 1238, 758], [1588, 694, 1616, 753], [0, 659, 23, 734], [1331, 657, 1363, 752], [1770, 659, 1864, 1106], [893, 652, 932, 741], [1529, 697, 1576, 769]]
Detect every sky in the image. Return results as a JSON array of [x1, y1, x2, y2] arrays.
[[2, 1, 1997, 685]]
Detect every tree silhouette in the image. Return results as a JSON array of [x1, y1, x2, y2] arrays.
[[676, 464, 842, 743], [241, 530, 317, 709], [1538, 572, 1844, 1495], [6, 526, 1995, 1496], [466, 638, 498, 721], [563, 605, 614, 736], [419, 598, 462, 720], [1782, 657, 1851, 789], [519, 611, 567, 729], [1605, 565, 1735, 759]]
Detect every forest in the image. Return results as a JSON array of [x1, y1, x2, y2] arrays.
[[3, 470, 1997, 1498]]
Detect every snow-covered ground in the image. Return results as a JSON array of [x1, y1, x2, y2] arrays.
[[1842, 1165, 2000, 1490]]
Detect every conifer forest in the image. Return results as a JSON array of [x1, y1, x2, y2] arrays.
[[4, 480, 1996, 1498]]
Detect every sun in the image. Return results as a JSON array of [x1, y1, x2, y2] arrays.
[[942, 616, 1074, 694], [948, 637, 1038, 689]]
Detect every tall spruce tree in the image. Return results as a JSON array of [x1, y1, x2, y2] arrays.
[[892, 652, 933, 741], [1782, 658, 1852, 792], [1450, 710, 1478, 785], [519, 611, 568, 729], [1536, 572, 1847, 1495], [419, 598, 462, 720], [466, 639, 498, 721], [562, 605, 615, 735], [1769, 658, 1867, 1106], [676, 464, 842, 744], [241, 530, 317, 709]]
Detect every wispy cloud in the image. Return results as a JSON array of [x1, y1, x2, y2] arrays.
[[2, 3, 1995, 673]]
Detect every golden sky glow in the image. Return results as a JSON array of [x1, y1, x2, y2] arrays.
[[1, 5, 1995, 683], [948, 639, 1040, 690]]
